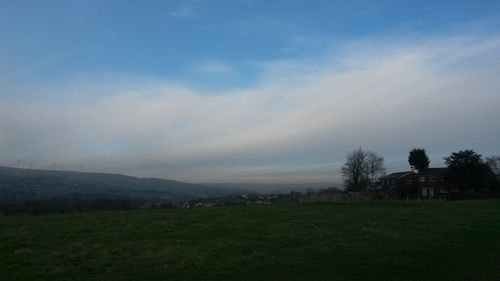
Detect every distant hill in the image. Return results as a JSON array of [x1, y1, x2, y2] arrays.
[[0, 166, 228, 201]]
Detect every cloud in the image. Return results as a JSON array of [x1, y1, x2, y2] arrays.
[[169, 0, 204, 19], [35, 52, 71, 67], [1, 32, 500, 183], [197, 61, 234, 74]]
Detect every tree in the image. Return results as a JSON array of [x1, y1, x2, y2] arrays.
[[342, 148, 368, 191], [341, 148, 385, 191], [366, 151, 386, 185], [444, 150, 499, 192], [408, 148, 430, 173], [486, 156, 500, 176]]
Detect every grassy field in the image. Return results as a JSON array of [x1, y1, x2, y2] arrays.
[[1, 200, 500, 281]]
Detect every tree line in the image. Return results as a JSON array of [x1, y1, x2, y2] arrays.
[[341, 147, 500, 192]]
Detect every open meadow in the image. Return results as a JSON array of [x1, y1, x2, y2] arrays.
[[1, 200, 500, 281]]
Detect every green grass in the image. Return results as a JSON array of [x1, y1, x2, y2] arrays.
[[1, 200, 500, 281]]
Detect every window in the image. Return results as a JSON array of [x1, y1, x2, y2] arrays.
[[406, 180, 412, 185], [428, 188, 434, 197], [421, 188, 434, 197], [430, 177, 436, 182], [419, 176, 426, 182]]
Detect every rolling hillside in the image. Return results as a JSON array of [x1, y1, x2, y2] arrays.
[[0, 166, 228, 201]]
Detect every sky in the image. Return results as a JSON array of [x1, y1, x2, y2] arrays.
[[1, 0, 500, 184]]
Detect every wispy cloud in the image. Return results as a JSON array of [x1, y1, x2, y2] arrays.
[[35, 52, 71, 67], [195, 60, 235, 74], [170, 0, 204, 19], [1, 31, 500, 183]]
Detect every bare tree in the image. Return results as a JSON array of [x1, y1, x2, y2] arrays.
[[341, 148, 368, 191], [486, 156, 500, 175], [366, 151, 386, 186], [341, 148, 385, 191]]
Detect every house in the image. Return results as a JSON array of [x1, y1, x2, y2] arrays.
[[379, 171, 415, 199], [380, 168, 448, 199], [416, 168, 448, 199]]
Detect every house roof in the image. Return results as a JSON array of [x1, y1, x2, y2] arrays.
[[418, 167, 447, 176], [380, 171, 414, 179], [381, 168, 448, 180]]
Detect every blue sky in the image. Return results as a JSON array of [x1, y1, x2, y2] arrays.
[[2, 0, 499, 88], [1, 1, 500, 183]]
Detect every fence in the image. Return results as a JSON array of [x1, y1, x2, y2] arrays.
[[299, 192, 382, 203]]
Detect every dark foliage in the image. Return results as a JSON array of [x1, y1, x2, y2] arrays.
[[408, 148, 430, 173], [444, 150, 500, 192]]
